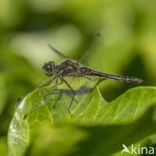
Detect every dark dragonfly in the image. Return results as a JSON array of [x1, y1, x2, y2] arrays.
[[41, 44, 143, 114], [43, 44, 143, 87]]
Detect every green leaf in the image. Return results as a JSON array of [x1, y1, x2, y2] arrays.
[[0, 137, 8, 156], [0, 74, 7, 115], [8, 82, 156, 156]]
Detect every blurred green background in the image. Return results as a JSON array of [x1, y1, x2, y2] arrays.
[[0, 0, 156, 155]]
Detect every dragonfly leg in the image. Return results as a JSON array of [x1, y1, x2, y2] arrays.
[[44, 89, 78, 110], [23, 89, 62, 119], [23, 100, 52, 119], [39, 76, 56, 88], [53, 78, 64, 90], [61, 78, 75, 115], [53, 77, 58, 90], [43, 90, 63, 109]]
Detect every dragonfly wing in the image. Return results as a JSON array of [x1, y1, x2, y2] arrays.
[[48, 44, 70, 59], [79, 33, 105, 72]]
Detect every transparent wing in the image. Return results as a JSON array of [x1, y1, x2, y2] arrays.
[[48, 44, 70, 59], [79, 33, 105, 72]]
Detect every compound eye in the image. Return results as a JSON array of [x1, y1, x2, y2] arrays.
[[42, 61, 55, 76], [43, 63, 50, 72], [49, 61, 55, 66], [46, 63, 52, 71]]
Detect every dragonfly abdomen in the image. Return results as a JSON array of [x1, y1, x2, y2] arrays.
[[80, 67, 143, 83]]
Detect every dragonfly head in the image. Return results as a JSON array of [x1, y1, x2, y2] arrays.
[[42, 61, 55, 76]]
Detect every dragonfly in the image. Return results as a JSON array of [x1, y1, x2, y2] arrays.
[[43, 45, 143, 86], [41, 43, 143, 114]]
